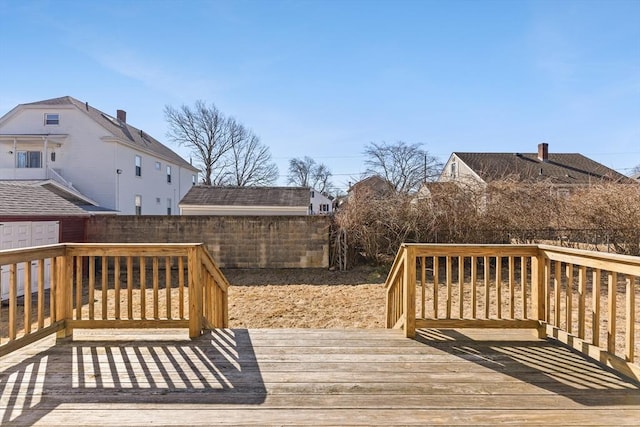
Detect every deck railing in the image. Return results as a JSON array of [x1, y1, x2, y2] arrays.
[[385, 243, 640, 381], [0, 243, 228, 356]]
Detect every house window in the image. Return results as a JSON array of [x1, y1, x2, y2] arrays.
[[16, 151, 42, 168], [167, 198, 172, 216], [155, 161, 161, 170], [50, 152, 56, 162], [44, 113, 59, 125], [135, 155, 142, 177], [135, 195, 142, 215], [166, 165, 172, 183], [192, 174, 196, 185], [450, 162, 457, 178], [320, 203, 330, 212], [311, 191, 315, 198]]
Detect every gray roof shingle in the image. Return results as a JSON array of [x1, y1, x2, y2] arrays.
[[454, 152, 634, 184], [22, 96, 196, 171], [180, 186, 310, 207], [0, 183, 89, 216]]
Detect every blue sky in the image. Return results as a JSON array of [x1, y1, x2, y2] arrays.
[[1, 0, 638, 190]]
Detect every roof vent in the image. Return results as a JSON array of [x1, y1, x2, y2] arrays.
[[85, 102, 89, 110]]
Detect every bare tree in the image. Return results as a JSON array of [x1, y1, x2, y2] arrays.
[[221, 118, 278, 186], [165, 101, 231, 185], [165, 101, 277, 186], [364, 141, 442, 192], [287, 156, 333, 193]]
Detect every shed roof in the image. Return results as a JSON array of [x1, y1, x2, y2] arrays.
[[179, 186, 310, 207], [0, 183, 90, 216]]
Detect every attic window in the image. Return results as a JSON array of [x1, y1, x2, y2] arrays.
[[45, 113, 59, 125], [450, 162, 457, 178]]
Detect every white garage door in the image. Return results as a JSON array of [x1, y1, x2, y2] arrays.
[[0, 221, 59, 300]]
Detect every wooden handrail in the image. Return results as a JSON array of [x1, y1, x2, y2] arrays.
[[385, 243, 640, 381], [1, 243, 229, 357]]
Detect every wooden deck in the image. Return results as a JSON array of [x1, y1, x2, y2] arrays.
[[1, 328, 639, 426]]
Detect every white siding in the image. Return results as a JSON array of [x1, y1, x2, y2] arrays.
[[0, 103, 198, 215]]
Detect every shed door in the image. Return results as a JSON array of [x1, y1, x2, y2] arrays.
[[0, 221, 59, 300]]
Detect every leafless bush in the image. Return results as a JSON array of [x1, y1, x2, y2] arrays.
[[335, 179, 640, 265]]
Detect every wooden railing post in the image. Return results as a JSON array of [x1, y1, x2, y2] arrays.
[[188, 246, 203, 338], [55, 253, 73, 338], [530, 249, 546, 338], [404, 245, 416, 338]]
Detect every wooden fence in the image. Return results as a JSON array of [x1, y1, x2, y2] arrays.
[[0, 243, 228, 356], [385, 244, 640, 381]]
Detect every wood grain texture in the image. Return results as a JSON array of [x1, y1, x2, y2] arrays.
[[1, 328, 639, 426]]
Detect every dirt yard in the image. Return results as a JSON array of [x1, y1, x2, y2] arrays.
[[223, 266, 388, 328]]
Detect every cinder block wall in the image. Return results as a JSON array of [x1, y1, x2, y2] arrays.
[[86, 216, 331, 268]]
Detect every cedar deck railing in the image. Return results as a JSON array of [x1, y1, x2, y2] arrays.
[[0, 243, 228, 357], [385, 244, 640, 381]]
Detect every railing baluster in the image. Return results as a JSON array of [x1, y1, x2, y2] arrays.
[[554, 261, 561, 327], [75, 257, 83, 320], [127, 256, 133, 320], [24, 261, 32, 334], [625, 276, 635, 363], [458, 256, 464, 319], [420, 256, 426, 319], [114, 256, 121, 320], [592, 269, 601, 347], [578, 266, 586, 339], [521, 256, 527, 320], [433, 256, 439, 319], [153, 257, 159, 320], [101, 256, 107, 320], [9, 264, 17, 340], [496, 256, 502, 319], [178, 256, 185, 320], [607, 271, 617, 355], [38, 259, 45, 329], [165, 256, 171, 319], [566, 263, 573, 334], [140, 257, 147, 320], [88, 256, 95, 320], [509, 256, 515, 319], [544, 257, 551, 323], [446, 256, 452, 319], [471, 256, 477, 319], [484, 256, 490, 319]]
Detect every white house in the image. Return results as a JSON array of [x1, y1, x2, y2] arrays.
[[309, 189, 334, 214], [0, 96, 199, 215]]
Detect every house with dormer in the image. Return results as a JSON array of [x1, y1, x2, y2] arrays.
[[0, 96, 199, 215]]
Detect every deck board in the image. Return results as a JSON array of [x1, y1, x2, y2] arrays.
[[1, 328, 639, 426]]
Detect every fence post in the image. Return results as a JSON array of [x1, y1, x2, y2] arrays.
[[188, 246, 203, 338], [403, 245, 416, 338], [55, 252, 73, 338], [530, 248, 546, 338]]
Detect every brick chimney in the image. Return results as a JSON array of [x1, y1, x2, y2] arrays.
[[116, 109, 127, 123], [538, 142, 549, 162]]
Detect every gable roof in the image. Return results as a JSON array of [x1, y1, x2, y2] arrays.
[[0, 182, 90, 216], [452, 152, 633, 184], [179, 186, 310, 207], [20, 96, 197, 171], [348, 175, 394, 194]]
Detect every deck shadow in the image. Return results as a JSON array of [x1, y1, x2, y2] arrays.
[[415, 328, 640, 406], [0, 329, 266, 426]]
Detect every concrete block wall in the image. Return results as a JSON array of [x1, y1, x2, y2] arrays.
[[86, 216, 331, 268]]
